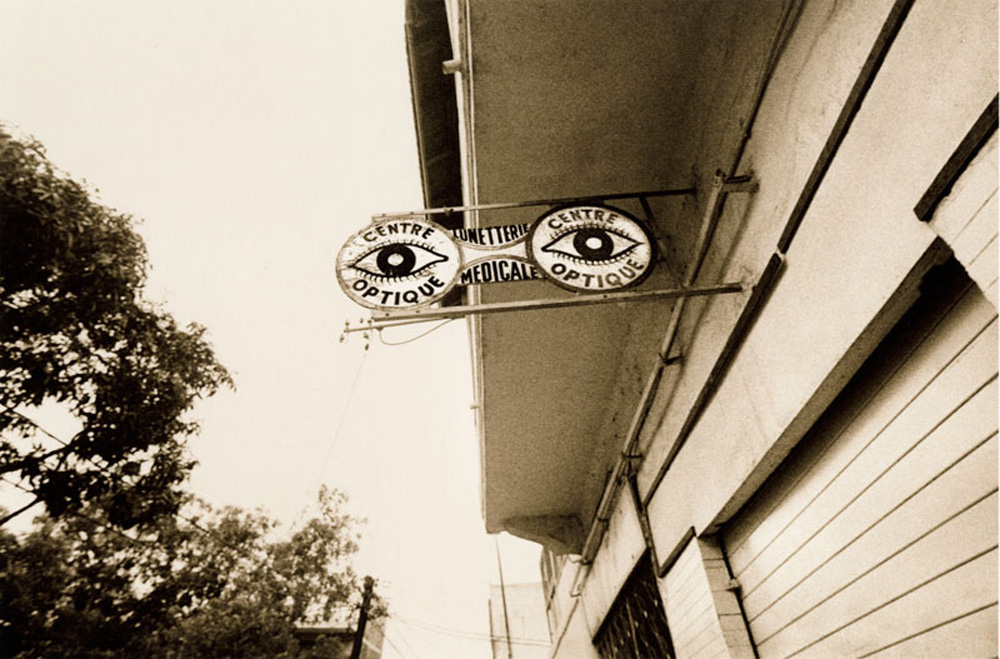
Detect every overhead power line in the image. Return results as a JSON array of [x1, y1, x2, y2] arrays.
[[2, 413, 298, 588], [387, 613, 551, 647], [376, 319, 454, 346], [289, 342, 369, 535], [384, 622, 424, 659], [1, 475, 157, 549]]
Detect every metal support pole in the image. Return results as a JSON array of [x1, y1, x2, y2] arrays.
[[575, 172, 760, 579], [341, 282, 744, 334], [371, 186, 696, 220], [495, 539, 514, 659]]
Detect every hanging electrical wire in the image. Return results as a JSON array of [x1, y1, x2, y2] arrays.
[[379, 631, 411, 659], [0, 474, 159, 549], [287, 341, 370, 535], [376, 319, 454, 346], [382, 623, 424, 659], [1, 413, 301, 588], [387, 613, 551, 647]]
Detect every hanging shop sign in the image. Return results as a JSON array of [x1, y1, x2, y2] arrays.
[[527, 204, 656, 293], [336, 204, 655, 310], [336, 216, 462, 309], [451, 223, 531, 246], [451, 222, 541, 286], [459, 257, 539, 285]]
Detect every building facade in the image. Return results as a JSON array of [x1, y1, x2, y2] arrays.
[[488, 582, 552, 659], [407, 0, 998, 656]]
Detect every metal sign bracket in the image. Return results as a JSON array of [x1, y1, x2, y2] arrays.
[[340, 281, 745, 337], [340, 172, 759, 341]]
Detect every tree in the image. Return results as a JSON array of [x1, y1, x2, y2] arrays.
[[0, 126, 232, 527], [0, 487, 376, 659]]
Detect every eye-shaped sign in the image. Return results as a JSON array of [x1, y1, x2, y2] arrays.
[[336, 217, 462, 309], [527, 204, 656, 292], [337, 204, 658, 310]]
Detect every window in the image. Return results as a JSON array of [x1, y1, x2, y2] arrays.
[[540, 547, 567, 638], [593, 552, 673, 659]]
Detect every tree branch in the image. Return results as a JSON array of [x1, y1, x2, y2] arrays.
[[0, 444, 71, 475], [0, 496, 43, 526], [1, 405, 70, 445], [0, 405, 76, 474]]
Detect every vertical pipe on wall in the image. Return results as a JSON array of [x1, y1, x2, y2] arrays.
[[640, 0, 918, 508], [568, 0, 808, 606]]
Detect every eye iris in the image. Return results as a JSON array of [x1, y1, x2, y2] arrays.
[[573, 228, 614, 261], [376, 244, 417, 276]]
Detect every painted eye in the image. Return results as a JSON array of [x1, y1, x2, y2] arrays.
[[351, 243, 448, 279], [541, 227, 640, 263]]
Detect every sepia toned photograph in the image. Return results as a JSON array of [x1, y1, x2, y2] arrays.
[[1, 1, 997, 658]]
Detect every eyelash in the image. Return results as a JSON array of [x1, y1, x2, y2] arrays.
[[544, 226, 638, 264], [351, 241, 442, 280]]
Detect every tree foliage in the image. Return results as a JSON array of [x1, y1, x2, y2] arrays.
[[0, 126, 232, 527], [0, 487, 375, 658]]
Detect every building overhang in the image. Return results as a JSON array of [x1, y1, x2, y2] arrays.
[[404, 0, 462, 224], [406, 0, 791, 553]]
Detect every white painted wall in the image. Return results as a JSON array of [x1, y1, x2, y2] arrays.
[[464, 0, 997, 655], [929, 132, 999, 308], [641, 0, 998, 556]]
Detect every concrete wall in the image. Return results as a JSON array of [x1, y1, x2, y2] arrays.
[[458, 0, 996, 655], [545, 552, 600, 659], [578, 487, 645, 634], [545, 0, 997, 655], [661, 537, 754, 659], [639, 0, 997, 557], [464, 0, 790, 552], [928, 131, 998, 309], [549, 597, 601, 659]]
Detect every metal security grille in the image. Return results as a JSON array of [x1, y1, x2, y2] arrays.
[[594, 553, 674, 659]]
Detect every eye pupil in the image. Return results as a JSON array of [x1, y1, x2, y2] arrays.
[[573, 228, 614, 260], [376, 244, 417, 276]]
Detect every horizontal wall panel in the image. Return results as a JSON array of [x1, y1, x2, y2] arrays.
[[672, 597, 715, 645], [729, 311, 997, 589], [664, 540, 726, 659], [929, 133, 998, 242], [724, 286, 997, 567], [966, 231, 998, 303], [742, 379, 998, 617], [985, 277, 999, 309], [865, 603, 998, 658], [950, 191, 998, 265], [667, 559, 706, 622], [792, 549, 998, 658], [751, 442, 999, 641], [929, 122, 998, 308], [760, 480, 997, 655], [683, 618, 727, 659], [722, 277, 998, 658]]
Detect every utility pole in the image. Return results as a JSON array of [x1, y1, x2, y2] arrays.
[[350, 576, 374, 659], [495, 539, 514, 659]]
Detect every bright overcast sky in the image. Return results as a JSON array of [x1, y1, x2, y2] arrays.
[[0, 2, 543, 657]]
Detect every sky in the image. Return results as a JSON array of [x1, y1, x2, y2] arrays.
[[0, 2, 544, 657]]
